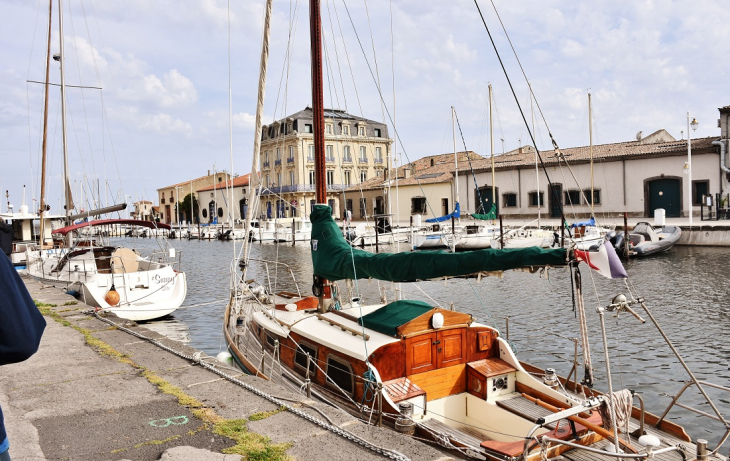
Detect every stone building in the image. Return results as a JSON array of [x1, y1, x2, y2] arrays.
[[157, 171, 230, 224], [258, 107, 391, 219], [131, 200, 153, 221], [345, 151, 484, 223], [195, 174, 250, 224], [456, 130, 725, 220]]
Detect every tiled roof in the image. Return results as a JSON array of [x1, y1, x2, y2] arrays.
[[347, 151, 483, 192], [157, 173, 223, 191], [463, 136, 719, 174], [197, 174, 250, 192]]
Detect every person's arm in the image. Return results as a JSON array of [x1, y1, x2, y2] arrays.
[[0, 255, 46, 365]]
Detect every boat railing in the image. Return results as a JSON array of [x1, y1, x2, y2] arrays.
[[146, 249, 183, 272], [245, 258, 302, 296], [656, 379, 730, 452]]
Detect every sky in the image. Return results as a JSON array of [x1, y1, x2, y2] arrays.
[[1, 0, 728, 213]]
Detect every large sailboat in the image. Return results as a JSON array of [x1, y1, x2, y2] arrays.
[[225, 0, 728, 459], [25, 0, 187, 322]]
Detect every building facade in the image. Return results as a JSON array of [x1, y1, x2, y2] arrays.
[[131, 200, 153, 221], [195, 174, 250, 224], [456, 130, 725, 220], [258, 107, 391, 220], [157, 171, 230, 224], [345, 151, 484, 223]]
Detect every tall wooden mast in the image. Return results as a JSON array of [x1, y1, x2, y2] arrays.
[[39, 0, 53, 247], [310, 0, 326, 204]]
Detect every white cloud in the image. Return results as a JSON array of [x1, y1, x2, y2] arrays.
[[140, 113, 192, 136], [233, 112, 255, 129], [142, 69, 198, 108]]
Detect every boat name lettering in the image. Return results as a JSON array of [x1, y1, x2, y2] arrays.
[[153, 274, 175, 284]]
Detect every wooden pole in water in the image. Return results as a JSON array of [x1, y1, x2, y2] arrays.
[[623, 211, 629, 260], [375, 222, 379, 253], [292, 218, 295, 246], [499, 214, 504, 249]]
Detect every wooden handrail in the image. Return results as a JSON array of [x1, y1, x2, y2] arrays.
[[316, 314, 370, 340]]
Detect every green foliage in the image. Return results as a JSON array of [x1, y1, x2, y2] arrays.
[[214, 419, 291, 460], [176, 193, 200, 224]]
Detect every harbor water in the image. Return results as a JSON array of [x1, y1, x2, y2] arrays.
[[114, 236, 730, 446]]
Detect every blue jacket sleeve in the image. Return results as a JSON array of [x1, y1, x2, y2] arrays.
[[0, 255, 46, 366]]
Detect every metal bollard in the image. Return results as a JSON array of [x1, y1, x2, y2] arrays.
[[696, 439, 708, 461]]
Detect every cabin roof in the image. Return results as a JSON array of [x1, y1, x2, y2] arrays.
[[358, 300, 433, 336]]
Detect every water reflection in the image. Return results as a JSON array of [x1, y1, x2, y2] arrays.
[[115, 237, 730, 444]]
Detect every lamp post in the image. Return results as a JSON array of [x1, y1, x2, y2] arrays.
[[175, 186, 182, 235], [686, 113, 699, 226], [125, 195, 132, 219]]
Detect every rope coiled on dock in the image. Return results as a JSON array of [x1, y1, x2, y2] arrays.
[[88, 310, 411, 461]]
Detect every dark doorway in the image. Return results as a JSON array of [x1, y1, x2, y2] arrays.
[[475, 186, 499, 216], [548, 183, 562, 218], [647, 177, 681, 217], [374, 196, 385, 215], [441, 198, 449, 216], [239, 198, 248, 220], [207, 200, 215, 223]]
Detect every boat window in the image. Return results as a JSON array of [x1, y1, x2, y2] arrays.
[[325, 355, 354, 396], [294, 342, 318, 377], [265, 332, 278, 350]]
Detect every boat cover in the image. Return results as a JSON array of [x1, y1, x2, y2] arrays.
[[358, 300, 432, 336], [310, 205, 567, 282], [471, 203, 497, 221], [571, 217, 596, 228], [425, 202, 460, 223]]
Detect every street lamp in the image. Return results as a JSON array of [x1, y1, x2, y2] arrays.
[[686, 113, 698, 226], [175, 186, 182, 234]]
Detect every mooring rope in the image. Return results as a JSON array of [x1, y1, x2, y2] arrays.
[[87, 310, 410, 461]]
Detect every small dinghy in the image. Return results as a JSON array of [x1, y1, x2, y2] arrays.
[[613, 222, 682, 257]]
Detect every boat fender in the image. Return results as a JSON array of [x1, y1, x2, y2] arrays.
[[105, 283, 120, 307], [431, 312, 444, 329]]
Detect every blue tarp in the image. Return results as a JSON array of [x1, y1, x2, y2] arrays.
[[425, 202, 460, 223], [571, 217, 596, 228]]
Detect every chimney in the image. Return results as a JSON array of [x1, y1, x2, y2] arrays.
[[208, 170, 210, 176]]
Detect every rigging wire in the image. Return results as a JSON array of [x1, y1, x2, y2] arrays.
[[472, 0, 569, 239]]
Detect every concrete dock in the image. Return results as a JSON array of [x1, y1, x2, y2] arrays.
[[1, 276, 452, 461]]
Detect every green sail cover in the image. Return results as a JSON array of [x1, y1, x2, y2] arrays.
[[471, 203, 497, 220], [310, 205, 567, 282], [358, 300, 432, 336]]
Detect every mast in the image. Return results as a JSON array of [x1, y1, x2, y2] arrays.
[[310, 0, 326, 205], [531, 94, 540, 226], [452, 106, 459, 212], [241, 0, 272, 281], [58, 0, 72, 245], [489, 84, 495, 223], [588, 92, 594, 216], [39, 0, 53, 247]]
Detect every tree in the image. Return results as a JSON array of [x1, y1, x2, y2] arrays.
[[176, 194, 199, 224]]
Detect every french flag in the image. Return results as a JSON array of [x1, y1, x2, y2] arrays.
[[575, 241, 627, 279]]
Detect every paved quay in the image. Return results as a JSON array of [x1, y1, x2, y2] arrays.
[[1, 276, 452, 461]]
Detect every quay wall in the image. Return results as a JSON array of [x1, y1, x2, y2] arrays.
[[677, 226, 730, 246], [1, 275, 451, 461]]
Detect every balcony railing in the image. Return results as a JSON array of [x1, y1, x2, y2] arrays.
[[343, 156, 353, 163], [287, 157, 294, 164], [326, 156, 335, 163], [275, 159, 282, 166], [263, 161, 270, 168], [307, 156, 315, 163], [374, 158, 383, 164], [359, 157, 368, 163], [258, 184, 348, 195], [161, 198, 166, 204]]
